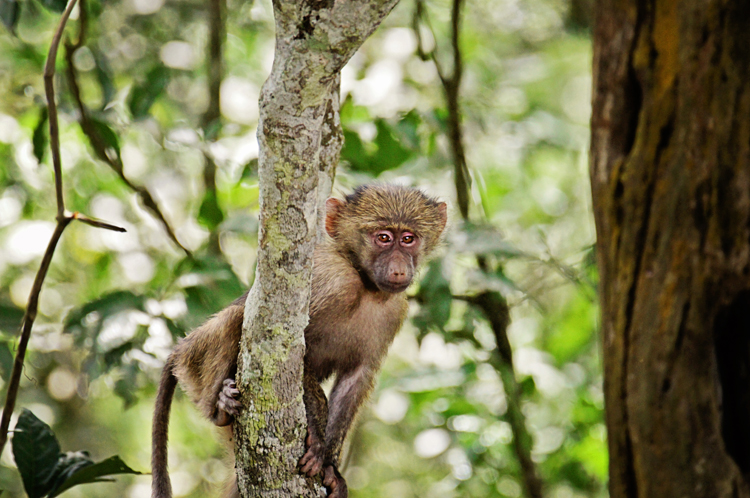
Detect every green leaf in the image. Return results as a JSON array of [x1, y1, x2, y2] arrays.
[[568, 433, 608, 481], [128, 66, 170, 120], [572, 395, 603, 427], [0, 303, 23, 333], [395, 110, 422, 150], [0, 0, 20, 33], [13, 409, 61, 498], [178, 258, 245, 329], [339, 96, 371, 124], [198, 190, 224, 230], [46, 452, 94, 498], [414, 259, 453, 333], [341, 119, 415, 176], [340, 130, 368, 170], [458, 223, 526, 259], [163, 317, 186, 340], [63, 290, 147, 343], [12, 410, 142, 498], [203, 118, 222, 141], [371, 118, 412, 171], [545, 292, 596, 363], [0, 340, 14, 380], [39, 0, 67, 13], [519, 376, 536, 397], [33, 107, 49, 165], [89, 118, 121, 160], [49, 456, 141, 498], [239, 158, 258, 180], [91, 49, 116, 108], [109, 362, 143, 407]]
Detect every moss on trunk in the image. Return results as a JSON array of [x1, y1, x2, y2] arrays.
[[234, 2, 400, 496]]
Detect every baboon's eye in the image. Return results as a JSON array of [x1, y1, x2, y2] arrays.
[[374, 231, 394, 246]]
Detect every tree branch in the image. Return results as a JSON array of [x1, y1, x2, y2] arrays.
[[415, 1, 545, 496], [0, 0, 125, 456], [69, 211, 127, 232], [0, 219, 70, 455], [200, 0, 226, 255], [470, 293, 544, 498], [62, 0, 191, 258], [45, 0, 79, 218], [414, 0, 471, 219]]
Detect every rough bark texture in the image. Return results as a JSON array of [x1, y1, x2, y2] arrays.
[[234, 1, 399, 496], [591, 1, 750, 497]]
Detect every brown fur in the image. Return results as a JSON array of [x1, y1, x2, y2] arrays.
[[152, 185, 447, 498]]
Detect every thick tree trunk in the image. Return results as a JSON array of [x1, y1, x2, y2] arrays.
[[234, 2, 399, 496], [591, 2, 750, 497]]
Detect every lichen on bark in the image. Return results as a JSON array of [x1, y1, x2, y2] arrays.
[[234, 1, 400, 496]]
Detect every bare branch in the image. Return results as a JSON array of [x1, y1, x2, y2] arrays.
[[44, 0, 80, 217], [0, 0, 83, 453], [70, 212, 127, 232], [0, 0, 126, 456], [200, 0, 226, 255], [63, 0, 192, 257], [415, 1, 545, 496], [472, 292, 544, 498], [413, 0, 471, 219], [413, 0, 448, 84], [0, 219, 71, 455]]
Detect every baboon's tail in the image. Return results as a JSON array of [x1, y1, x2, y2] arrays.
[[152, 356, 177, 498]]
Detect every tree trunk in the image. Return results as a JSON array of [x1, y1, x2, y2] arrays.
[[590, 2, 750, 497], [234, 1, 399, 496]]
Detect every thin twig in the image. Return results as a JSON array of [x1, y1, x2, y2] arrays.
[[0, 220, 70, 455], [0, 0, 126, 456], [0, 0, 81, 455], [70, 212, 127, 232], [445, 0, 471, 220], [471, 293, 544, 498], [44, 0, 80, 218], [414, 0, 471, 219], [414, 2, 545, 496], [200, 0, 226, 255], [413, 0, 448, 85], [63, 0, 192, 257]]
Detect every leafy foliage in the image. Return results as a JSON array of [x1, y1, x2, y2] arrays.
[[341, 118, 416, 175], [0, 0, 601, 496], [128, 66, 171, 120], [0, 0, 20, 32], [12, 410, 140, 498], [413, 259, 453, 334], [32, 107, 48, 165]]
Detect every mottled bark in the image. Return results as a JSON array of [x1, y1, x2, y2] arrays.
[[234, 1, 399, 496], [591, 2, 750, 498]]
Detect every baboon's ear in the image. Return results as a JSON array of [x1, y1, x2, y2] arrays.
[[325, 198, 346, 237], [436, 202, 448, 231]]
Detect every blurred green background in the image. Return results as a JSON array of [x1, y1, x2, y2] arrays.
[[0, 0, 601, 496]]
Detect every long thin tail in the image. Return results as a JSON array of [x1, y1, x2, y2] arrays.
[[152, 357, 177, 498]]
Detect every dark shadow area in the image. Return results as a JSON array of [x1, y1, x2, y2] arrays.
[[714, 290, 750, 480]]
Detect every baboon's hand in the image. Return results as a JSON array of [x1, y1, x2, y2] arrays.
[[213, 378, 241, 426], [299, 431, 325, 477]]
